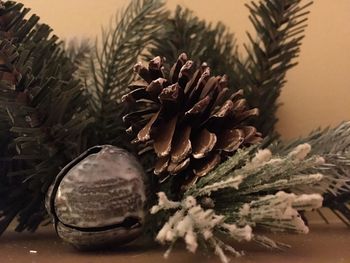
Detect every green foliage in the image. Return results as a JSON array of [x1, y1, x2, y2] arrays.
[[321, 153, 350, 226], [187, 145, 325, 205], [152, 145, 324, 262], [272, 122, 350, 155], [64, 38, 92, 81], [148, 1, 313, 137], [0, 0, 169, 235], [271, 122, 350, 225], [241, 0, 313, 135], [85, 0, 168, 147], [0, 1, 92, 234], [147, 6, 241, 86], [0, 0, 348, 246]]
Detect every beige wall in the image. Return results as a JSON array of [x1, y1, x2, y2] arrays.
[[19, 0, 350, 139]]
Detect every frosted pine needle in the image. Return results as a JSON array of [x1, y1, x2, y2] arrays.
[[151, 143, 328, 262]]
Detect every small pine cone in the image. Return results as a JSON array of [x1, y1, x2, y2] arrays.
[[123, 53, 262, 186]]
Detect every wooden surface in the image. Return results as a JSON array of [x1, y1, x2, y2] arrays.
[[0, 223, 349, 263]]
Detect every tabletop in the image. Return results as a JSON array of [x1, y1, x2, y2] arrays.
[[1, 222, 349, 263]]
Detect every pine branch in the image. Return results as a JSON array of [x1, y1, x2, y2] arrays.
[[271, 122, 350, 225], [147, 1, 313, 137], [319, 153, 350, 226], [64, 38, 92, 80], [85, 0, 168, 147], [147, 6, 241, 88], [0, 1, 92, 234], [151, 144, 325, 262], [242, 0, 313, 136], [272, 122, 350, 155]]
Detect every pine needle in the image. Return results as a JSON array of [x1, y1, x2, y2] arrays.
[[241, 0, 313, 136], [271, 122, 350, 225], [85, 0, 169, 147], [0, 1, 92, 234]]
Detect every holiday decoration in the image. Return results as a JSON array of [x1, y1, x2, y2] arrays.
[[147, 1, 313, 137], [46, 145, 147, 249], [0, 0, 349, 263], [150, 144, 331, 262], [83, 0, 168, 149], [123, 54, 262, 186], [272, 122, 350, 225], [0, 0, 93, 235]]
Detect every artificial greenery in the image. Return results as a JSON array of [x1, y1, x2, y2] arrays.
[[271, 122, 350, 225], [147, 6, 240, 87], [149, 0, 313, 136], [0, 1, 349, 262], [84, 0, 168, 148], [0, 0, 168, 234], [240, 0, 313, 136], [0, 1, 92, 234], [64, 38, 91, 80], [152, 144, 325, 262]]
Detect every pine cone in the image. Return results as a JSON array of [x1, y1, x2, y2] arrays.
[[123, 53, 261, 186]]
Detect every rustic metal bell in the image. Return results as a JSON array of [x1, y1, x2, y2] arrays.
[[45, 145, 147, 249]]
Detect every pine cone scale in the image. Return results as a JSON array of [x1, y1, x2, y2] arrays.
[[153, 114, 177, 157], [154, 156, 169, 176], [217, 128, 245, 152], [192, 128, 217, 159], [170, 125, 192, 163], [185, 95, 211, 117], [170, 53, 188, 83], [211, 87, 230, 110], [183, 68, 202, 95], [199, 76, 219, 100], [133, 62, 153, 83], [136, 110, 160, 142], [211, 100, 234, 119], [168, 157, 190, 175], [146, 78, 167, 99], [193, 153, 221, 177], [122, 88, 151, 104], [185, 66, 210, 105], [158, 83, 180, 103]]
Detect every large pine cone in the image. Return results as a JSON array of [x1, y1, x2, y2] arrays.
[[123, 53, 261, 186]]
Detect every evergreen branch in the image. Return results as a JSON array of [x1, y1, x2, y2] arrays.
[[271, 121, 350, 155], [0, 1, 92, 234], [242, 0, 313, 136], [65, 38, 91, 67], [85, 0, 168, 146], [148, 1, 313, 137], [271, 122, 350, 225], [64, 38, 92, 82], [147, 6, 241, 88], [153, 185, 322, 262], [186, 146, 257, 196], [149, 144, 334, 262]]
